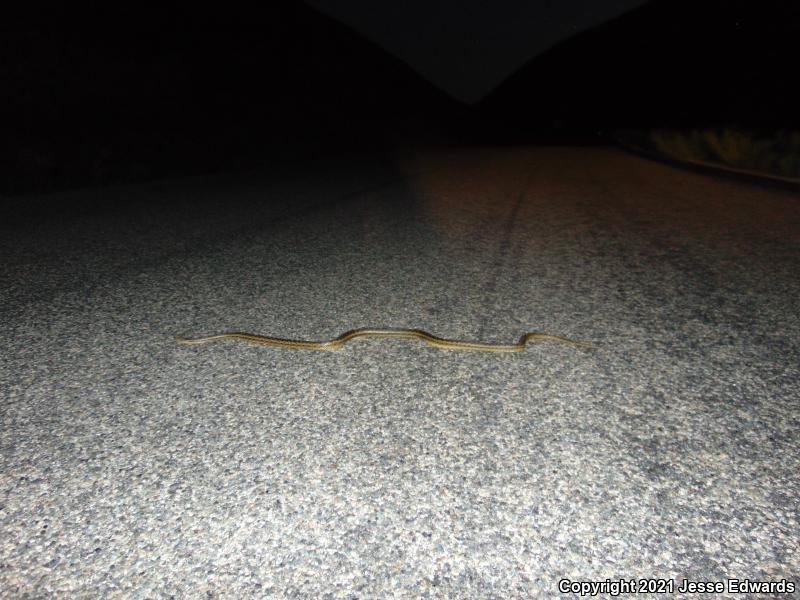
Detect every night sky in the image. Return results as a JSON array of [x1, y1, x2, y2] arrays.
[[307, 0, 647, 103]]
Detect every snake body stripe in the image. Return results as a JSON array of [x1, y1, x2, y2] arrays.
[[175, 328, 591, 352]]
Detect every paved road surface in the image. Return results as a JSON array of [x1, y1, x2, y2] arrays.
[[2, 148, 799, 597]]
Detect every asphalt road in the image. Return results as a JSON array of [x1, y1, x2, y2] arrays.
[[2, 147, 799, 598]]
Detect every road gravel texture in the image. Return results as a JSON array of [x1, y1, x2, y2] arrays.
[[1, 148, 798, 598]]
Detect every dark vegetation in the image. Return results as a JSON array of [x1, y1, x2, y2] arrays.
[[615, 129, 800, 182]]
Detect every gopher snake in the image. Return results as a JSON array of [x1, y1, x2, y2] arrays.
[[175, 328, 591, 353]]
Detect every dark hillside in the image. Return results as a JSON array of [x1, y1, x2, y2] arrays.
[[479, 0, 799, 139], [1, 3, 466, 194]]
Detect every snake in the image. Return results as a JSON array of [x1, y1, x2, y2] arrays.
[[175, 328, 591, 353]]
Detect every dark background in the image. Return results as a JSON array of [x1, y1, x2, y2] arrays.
[[2, 0, 798, 195]]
